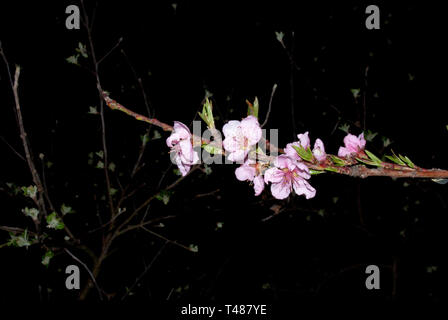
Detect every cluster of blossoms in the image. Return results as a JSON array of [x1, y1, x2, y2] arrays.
[[166, 117, 366, 200]]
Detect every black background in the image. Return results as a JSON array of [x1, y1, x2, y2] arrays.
[[0, 0, 447, 306]]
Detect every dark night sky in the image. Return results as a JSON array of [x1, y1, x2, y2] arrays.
[[1, 0, 447, 306]]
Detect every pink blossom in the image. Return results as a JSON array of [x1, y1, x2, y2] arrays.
[[166, 121, 199, 176], [223, 116, 262, 162], [312, 138, 327, 162], [235, 159, 265, 196], [338, 133, 366, 158], [284, 131, 311, 161], [264, 155, 316, 200]]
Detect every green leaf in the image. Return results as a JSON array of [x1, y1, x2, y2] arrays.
[[309, 169, 325, 175], [96, 161, 104, 169], [364, 130, 378, 142], [338, 123, 350, 133], [329, 155, 346, 166], [292, 145, 313, 162], [41, 250, 54, 267], [385, 152, 406, 166], [88, 106, 98, 115], [204, 164, 212, 175], [202, 144, 222, 155], [324, 167, 339, 173], [22, 207, 39, 220], [156, 190, 172, 205], [46, 212, 64, 230], [108, 162, 116, 172], [198, 98, 215, 129], [355, 157, 382, 167], [364, 150, 382, 165], [95, 150, 104, 159], [8, 230, 31, 248], [140, 133, 150, 146], [109, 188, 118, 196], [246, 97, 259, 118], [76, 42, 88, 58], [21, 185, 37, 199], [66, 55, 79, 65], [432, 178, 448, 185], [275, 31, 284, 43], [399, 154, 415, 168], [351, 88, 360, 99], [60, 204, 73, 216]]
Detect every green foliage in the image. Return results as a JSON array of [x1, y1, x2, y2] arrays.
[[292, 145, 313, 162], [8, 230, 31, 248], [329, 155, 346, 166], [309, 169, 325, 175], [60, 204, 74, 216], [350, 88, 360, 99], [21, 207, 39, 220], [246, 97, 259, 118], [21, 185, 37, 199], [41, 250, 54, 267], [364, 150, 382, 165], [338, 123, 350, 133], [156, 190, 173, 205], [198, 98, 215, 129], [364, 130, 378, 142], [46, 212, 64, 230]]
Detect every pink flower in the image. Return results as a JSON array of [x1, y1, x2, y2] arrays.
[[223, 116, 262, 162], [338, 133, 366, 158], [235, 159, 265, 196], [285, 131, 311, 161], [312, 138, 327, 162], [264, 155, 316, 200], [166, 121, 199, 176]]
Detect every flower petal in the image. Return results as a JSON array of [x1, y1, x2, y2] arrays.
[[293, 179, 316, 199], [222, 120, 241, 139], [264, 167, 283, 184], [297, 132, 310, 149], [241, 116, 262, 145], [312, 138, 327, 162], [284, 142, 301, 161], [271, 181, 291, 199], [235, 165, 256, 181], [253, 175, 265, 196], [338, 146, 351, 158]]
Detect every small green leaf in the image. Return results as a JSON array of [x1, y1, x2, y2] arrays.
[[385, 152, 406, 166], [96, 161, 104, 169], [351, 88, 360, 99], [364, 130, 378, 142], [364, 150, 382, 165], [46, 212, 64, 230], [22, 207, 39, 220], [204, 164, 212, 175], [75, 42, 88, 58], [108, 162, 116, 172], [41, 250, 54, 267], [152, 130, 161, 140], [22, 185, 37, 199], [324, 167, 339, 173], [156, 190, 172, 205], [140, 133, 150, 146], [203, 144, 222, 155], [338, 123, 350, 134], [8, 230, 31, 248], [88, 106, 98, 114], [292, 145, 313, 162], [173, 168, 181, 176], [109, 188, 118, 196], [355, 157, 382, 167], [330, 155, 346, 166], [309, 169, 325, 175], [432, 178, 448, 185], [275, 31, 284, 43], [60, 204, 73, 216], [66, 55, 79, 65], [95, 150, 104, 159], [246, 97, 259, 118], [189, 244, 199, 253]]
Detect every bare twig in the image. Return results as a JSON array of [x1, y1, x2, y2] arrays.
[[261, 83, 278, 128], [121, 241, 168, 301], [64, 248, 104, 301]]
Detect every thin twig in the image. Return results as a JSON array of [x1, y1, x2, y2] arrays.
[[261, 83, 278, 128], [121, 241, 168, 301], [64, 248, 104, 301]]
